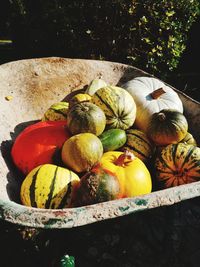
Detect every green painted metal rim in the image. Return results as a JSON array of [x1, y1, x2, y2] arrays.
[[1, 181, 200, 229]]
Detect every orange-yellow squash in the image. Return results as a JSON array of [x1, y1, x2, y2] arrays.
[[99, 150, 152, 197]]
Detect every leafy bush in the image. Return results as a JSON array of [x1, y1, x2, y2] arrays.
[[10, 0, 200, 77]]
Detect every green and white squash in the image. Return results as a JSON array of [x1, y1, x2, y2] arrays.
[[91, 85, 136, 130], [42, 101, 69, 121], [69, 93, 91, 108], [122, 129, 154, 162], [20, 164, 80, 209], [180, 132, 197, 146], [85, 78, 107, 96]]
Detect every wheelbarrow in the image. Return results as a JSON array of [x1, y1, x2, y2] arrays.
[[0, 57, 200, 231]]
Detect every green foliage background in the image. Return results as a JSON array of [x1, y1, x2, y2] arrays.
[[3, 0, 200, 77]]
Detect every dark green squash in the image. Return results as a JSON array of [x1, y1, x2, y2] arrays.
[[99, 128, 127, 152], [147, 109, 188, 146], [67, 102, 106, 136]]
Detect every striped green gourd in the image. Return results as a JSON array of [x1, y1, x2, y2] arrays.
[[67, 102, 106, 136], [20, 164, 80, 209], [122, 129, 154, 162], [91, 86, 136, 130], [42, 101, 69, 121], [155, 143, 200, 188]]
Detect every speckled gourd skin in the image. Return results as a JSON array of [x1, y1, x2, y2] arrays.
[[61, 133, 103, 173], [67, 102, 106, 136], [76, 167, 121, 206]]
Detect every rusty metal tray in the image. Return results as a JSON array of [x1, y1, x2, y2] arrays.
[[0, 57, 200, 229]]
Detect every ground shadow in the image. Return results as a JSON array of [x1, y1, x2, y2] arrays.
[[1, 120, 39, 203]]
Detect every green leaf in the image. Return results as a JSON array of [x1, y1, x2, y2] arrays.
[[166, 10, 175, 17], [59, 255, 75, 267]]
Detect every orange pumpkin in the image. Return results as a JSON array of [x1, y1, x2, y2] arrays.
[[99, 150, 152, 197], [11, 120, 70, 174]]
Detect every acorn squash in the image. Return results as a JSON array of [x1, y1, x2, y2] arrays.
[[147, 109, 188, 146]]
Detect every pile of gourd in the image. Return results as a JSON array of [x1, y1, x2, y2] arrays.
[[11, 77, 200, 209]]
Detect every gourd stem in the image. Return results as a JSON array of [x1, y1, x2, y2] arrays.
[[115, 150, 135, 166], [157, 112, 166, 121], [150, 87, 166, 99]]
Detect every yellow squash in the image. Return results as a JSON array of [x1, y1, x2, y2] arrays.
[[99, 151, 152, 197], [62, 133, 103, 173], [20, 164, 80, 209], [69, 93, 91, 108]]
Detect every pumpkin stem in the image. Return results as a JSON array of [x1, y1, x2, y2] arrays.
[[115, 150, 135, 167], [157, 112, 166, 121], [150, 87, 166, 99]]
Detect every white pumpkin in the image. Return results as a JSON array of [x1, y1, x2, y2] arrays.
[[122, 76, 183, 132]]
